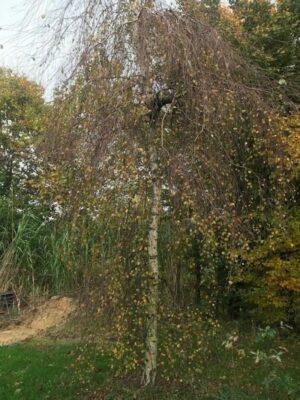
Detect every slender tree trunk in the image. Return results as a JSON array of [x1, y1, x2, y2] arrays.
[[142, 141, 161, 386], [140, 92, 172, 385], [193, 240, 202, 307], [3, 158, 13, 195], [175, 261, 182, 307]]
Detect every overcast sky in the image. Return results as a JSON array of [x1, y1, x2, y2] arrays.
[[0, 0, 178, 99], [0, 0, 82, 100], [0, 0, 58, 100], [0, 1, 38, 78]]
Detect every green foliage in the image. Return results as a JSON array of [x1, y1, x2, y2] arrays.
[[226, 0, 300, 101], [235, 208, 300, 325], [0, 197, 77, 294]]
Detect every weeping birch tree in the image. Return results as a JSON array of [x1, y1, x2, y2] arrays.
[[28, 0, 283, 385]]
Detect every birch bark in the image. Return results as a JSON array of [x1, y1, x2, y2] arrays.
[[142, 140, 161, 386]]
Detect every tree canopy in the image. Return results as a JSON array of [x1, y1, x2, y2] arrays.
[[0, 0, 299, 390]]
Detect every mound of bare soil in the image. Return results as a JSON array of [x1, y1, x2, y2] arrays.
[[0, 296, 76, 346]]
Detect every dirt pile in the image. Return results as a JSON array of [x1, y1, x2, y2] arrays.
[[0, 296, 76, 346]]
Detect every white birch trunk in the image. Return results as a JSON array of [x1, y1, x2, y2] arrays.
[[142, 144, 161, 386]]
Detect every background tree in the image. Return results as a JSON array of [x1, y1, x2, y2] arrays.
[[227, 0, 300, 102], [0, 68, 46, 201]]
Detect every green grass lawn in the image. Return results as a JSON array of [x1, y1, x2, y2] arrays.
[[0, 341, 109, 400], [0, 327, 299, 400]]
